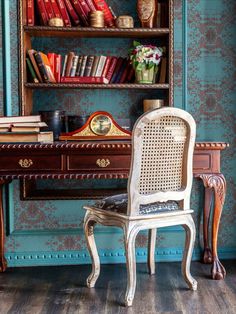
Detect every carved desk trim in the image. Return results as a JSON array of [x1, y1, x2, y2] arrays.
[[0, 141, 229, 280]]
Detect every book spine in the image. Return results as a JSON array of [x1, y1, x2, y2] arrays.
[[56, 0, 71, 26], [126, 65, 135, 83], [27, 49, 43, 82], [70, 0, 89, 25], [85, 0, 96, 11], [36, 0, 49, 25], [50, 0, 62, 18], [47, 53, 56, 75], [61, 76, 108, 84], [114, 59, 128, 83], [90, 55, 100, 77], [93, 0, 115, 27], [64, 0, 80, 25], [0, 115, 41, 124], [84, 56, 95, 77], [159, 56, 167, 83], [79, 56, 88, 76], [95, 56, 106, 77], [75, 55, 83, 76], [65, 52, 75, 76], [34, 52, 50, 82], [79, 1, 91, 17], [119, 60, 130, 83], [55, 54, 62, 82], [44, 0, 55, 19], [27, 0, 35, 26], [70, 55, 79, 76], [40, 52, 57, 83], [101, 56, 111, 78], [61, 55, 68, 77], [26, 58, 39, 83], [110, 57, 123, 83], [105, 56, 117, 83]]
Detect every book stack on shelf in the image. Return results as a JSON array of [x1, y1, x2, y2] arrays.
[[26, 49, 136, 84], [0, 115, 53, 143], [26, 0, 115, 27]]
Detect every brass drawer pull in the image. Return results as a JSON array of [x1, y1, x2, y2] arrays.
[[96, 159, 110, 168], [18, 159, 33, 168]]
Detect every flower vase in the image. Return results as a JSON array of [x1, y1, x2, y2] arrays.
[[135, 66, 157, 84]]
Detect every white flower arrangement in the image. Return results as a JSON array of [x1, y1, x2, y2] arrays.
[[129, 41, 163, 71]]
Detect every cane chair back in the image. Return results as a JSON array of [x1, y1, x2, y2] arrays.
[[128, 107, 196, 216]]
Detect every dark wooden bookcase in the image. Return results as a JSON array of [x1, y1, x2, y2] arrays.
[[18, 0, 174, 199], [18, 0, 174, 116]]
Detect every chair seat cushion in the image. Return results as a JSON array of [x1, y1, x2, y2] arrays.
[[92, 194, 179, 215]]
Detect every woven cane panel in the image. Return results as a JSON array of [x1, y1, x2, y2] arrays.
[[139, 116, 187, 194]]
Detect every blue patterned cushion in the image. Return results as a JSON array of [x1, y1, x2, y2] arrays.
[[93, 194, 179, 215]]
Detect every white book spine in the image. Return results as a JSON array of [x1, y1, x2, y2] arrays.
[[95, 56, 107, 77]]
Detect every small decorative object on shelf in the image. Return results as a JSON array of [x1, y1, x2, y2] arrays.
[[48, 17, 64, 27], [115, 16, 134, 28], [143, 99, 164, 112], [129, 41, 163, 84], [137, 0, 156, 28], [89, 10, 105, 28]]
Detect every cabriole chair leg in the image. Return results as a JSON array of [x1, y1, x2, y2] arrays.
[[83, 215, 100, 288], [182, 216, 198, 291], [148, 228, 157, 275]]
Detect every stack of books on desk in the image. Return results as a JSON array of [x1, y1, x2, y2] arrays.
[[0, 115, 53, 143]]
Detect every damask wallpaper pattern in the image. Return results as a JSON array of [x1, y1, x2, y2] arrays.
[[0, 0, 235, 266]]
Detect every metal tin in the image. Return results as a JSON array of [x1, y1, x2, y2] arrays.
[[115, 15, 134, 28]]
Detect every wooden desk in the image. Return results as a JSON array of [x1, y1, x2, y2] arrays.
[[0, 141, 228, 279]]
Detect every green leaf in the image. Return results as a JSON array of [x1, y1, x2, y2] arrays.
[[133, 40, 141, 47]]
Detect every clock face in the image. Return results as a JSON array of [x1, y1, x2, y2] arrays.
[[90, 114, 112, 136]]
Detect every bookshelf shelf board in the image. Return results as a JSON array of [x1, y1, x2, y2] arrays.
[[25, 83, 170, 90], [23, 26, 169, 38]]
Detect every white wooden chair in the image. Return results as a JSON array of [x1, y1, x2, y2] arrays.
[[83, 107, 197, 306]]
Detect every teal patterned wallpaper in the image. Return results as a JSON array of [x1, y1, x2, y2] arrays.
[[0, 0, 235, 267]]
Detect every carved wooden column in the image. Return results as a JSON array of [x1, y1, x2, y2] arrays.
[[0, 179, 8, 272], [198, 174, 226, 280]]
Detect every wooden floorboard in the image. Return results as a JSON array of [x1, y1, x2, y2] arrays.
[[0, 260, 235, 314]]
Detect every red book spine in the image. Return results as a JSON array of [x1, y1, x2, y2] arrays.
[[106, 57, 118, 83], [79, 0, 91, 17], [56, 0, 71, 26], [44, 0, 55, 19], [55, 54, 61, 82], [93, 0, 115, 27], [61, 76, 108, 84], [70, 0, 89, 25], [47, 53, 56, 75], [27, 0, 35, 26], [85, 0, 96, 11], [36, 0, 49, 25], [101, 56, 111, 78], [105, 57, 117, 83], [64, 0, 80, 25], [50, 0, 62, 18]]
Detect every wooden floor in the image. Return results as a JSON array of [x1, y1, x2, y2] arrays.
[[0, 260, 235, 314]]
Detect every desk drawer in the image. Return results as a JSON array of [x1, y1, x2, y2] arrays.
[[0, 155, 61, 171], [68, 155, 131, 171], [193, 153, 211, 171]]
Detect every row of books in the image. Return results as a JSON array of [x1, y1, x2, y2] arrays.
[[0, 115, 53, 143], [26, 50, 136, 84], [27, 0, 115, 27]]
